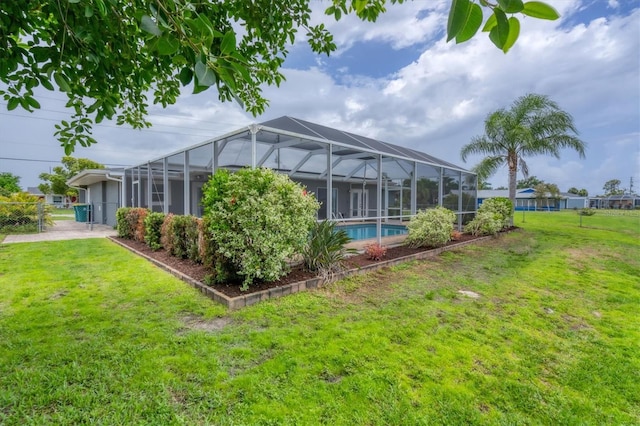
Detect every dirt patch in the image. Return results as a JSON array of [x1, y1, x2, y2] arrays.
[[181, 314, 232, 332]]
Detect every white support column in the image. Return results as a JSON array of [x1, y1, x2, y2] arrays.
[[250, 124, 258, 168], [326, 144, 333, 220], [411, 162, 417, 215], [184, 151, 190, 215], [458, 170, 463, 230], [163, 157, 169, 214], [213, 140, 219, 172], [438, 167, 444, 206], [146, 162, 152, 209], [377, 154, 382, 244], [122, 170, 128, 208]]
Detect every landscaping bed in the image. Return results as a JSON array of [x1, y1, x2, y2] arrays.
[[112, 231, 492, 300]]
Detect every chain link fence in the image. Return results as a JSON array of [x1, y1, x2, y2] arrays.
[[0, 202, 50, 234]]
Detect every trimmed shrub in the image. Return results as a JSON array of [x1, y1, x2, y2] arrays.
[[303, 221, 356, 276], [464, 210, 503, 236], [202, 168, 319, 290], [480, 197, 513, 227], [132, 209, 148, 243], [185, 216, 201, 263], [405, 206, 456, 248], [364, 242, 387, 261], [160, 213, 175, 253], [116, 207, 148, 240], [0, 192, 51, 233], [464, 197, 514, 236], [144, 212, 165, 251], [116, 207, 133, 238], [197, 216, 217, 267], [578, 207, 596, 216], [169, 215, 192, 259]]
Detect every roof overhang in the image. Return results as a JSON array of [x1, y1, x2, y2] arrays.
[[67, 169, 123, 187]]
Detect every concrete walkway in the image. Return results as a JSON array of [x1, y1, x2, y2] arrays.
[[2, 221, 117, 244]]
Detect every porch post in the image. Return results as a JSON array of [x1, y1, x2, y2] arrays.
[[377, 154, 382, 243], [411, 162, 417, 216], [184, 151, 190, 215], [163, 157, 169, 214], [326, 143, 332, 220]]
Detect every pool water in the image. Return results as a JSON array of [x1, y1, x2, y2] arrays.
[[338, 224, 408, 241]]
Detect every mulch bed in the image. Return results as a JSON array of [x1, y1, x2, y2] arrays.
[[112, 231, 500, 298]]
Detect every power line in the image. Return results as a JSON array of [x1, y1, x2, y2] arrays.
[[0, 156, 131, 167]]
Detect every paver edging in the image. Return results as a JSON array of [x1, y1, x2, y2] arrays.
[[108, 233, 501, 309]]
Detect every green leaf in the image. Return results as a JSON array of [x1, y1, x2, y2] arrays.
[[447, 0, 470, 42], [179, 67, 193, 86], [141, 15, 162, 37], [195, 60, 216, 87], [502, 17, 520, 53], [85, 5, 93, 18], [220, 31, 236, 55], [25, 96, 41, 109], [157, 34, 180, 55], [7, 98, 19, 111], [68, 0, 80, 3], [456, 3, 483, 44], [489, 8, 509, 49], [497, 0, 524, 14], [482, 13, 497, 32], [522, 1, 560, 20], [39, 77, 54, 91], [54, 72, 71, 92]]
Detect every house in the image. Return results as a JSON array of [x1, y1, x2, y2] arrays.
[[71, 117, 477, 231], [66, 169, 124, 226], [26, 187, 75, 208], [478, 188, 587, 211], [589, 194, 640, 209]]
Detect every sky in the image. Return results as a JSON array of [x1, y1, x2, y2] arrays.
[[1, 0, 639, 196]]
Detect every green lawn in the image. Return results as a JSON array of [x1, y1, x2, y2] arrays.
[[50, 208, 75, 221], [0, 212, 638, 424]]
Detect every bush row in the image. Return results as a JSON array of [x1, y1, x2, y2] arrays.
[[117, 168, 320, 291]]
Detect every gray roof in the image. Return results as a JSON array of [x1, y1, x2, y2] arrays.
[[259, 116, 467, 171]]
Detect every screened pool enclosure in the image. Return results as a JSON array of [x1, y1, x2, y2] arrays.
[[124, 116, 477, 238]]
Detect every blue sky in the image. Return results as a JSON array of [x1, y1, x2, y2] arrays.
[[1, 0, 639, 196]]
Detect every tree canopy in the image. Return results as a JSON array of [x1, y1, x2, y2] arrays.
[[602, 179, 624, 196], [517, 175, 544, 189], [38, 156, 104, 197], [567, 187, 588, 197], [1, 0, 560, 154], [460, 93, 585, 220], [0, 172, 21, 196]]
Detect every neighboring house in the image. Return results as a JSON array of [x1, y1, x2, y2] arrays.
[[26, 187, 75, 207], [66, 169, 124, 227], [478, 188, 587, 211], [589, 194, 640, 209]]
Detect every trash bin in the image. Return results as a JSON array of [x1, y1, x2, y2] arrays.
[[74, 204, 88, 222]]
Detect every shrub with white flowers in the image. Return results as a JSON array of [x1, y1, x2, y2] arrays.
[[202, 168, 319, 290], [405, 206, 456, 248]]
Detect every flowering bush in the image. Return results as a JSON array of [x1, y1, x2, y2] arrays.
[[464, 197, 513, 236], [578, 207, 596, 216], [202, 168, 319, 290], [479, 197, 513, 227], [364, 242, 387, 260], [464, 210, 503, 236], [405, 206, 456, 248], [144, 212, 165, 251]]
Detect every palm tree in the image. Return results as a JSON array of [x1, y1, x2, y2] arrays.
[[461, 93, 586, 220]]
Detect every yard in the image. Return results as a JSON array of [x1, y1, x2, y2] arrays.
[[0, 212, 638, 424]]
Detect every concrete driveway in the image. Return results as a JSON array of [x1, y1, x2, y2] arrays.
[[2, 221, 117, 244]]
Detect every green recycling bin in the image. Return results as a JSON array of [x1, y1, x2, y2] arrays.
[[74, 204, 89, 222]]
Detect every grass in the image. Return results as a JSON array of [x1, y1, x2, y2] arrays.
[[50, 208, 75, 221], [0, 211, 638, 424]]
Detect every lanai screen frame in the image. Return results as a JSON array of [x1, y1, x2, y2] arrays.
[[124, 119, 477, 240]]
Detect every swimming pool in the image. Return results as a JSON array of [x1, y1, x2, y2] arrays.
[[338, 223, 408, 241]]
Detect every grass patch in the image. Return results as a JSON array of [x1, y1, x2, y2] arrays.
[[0, 212, 638, 424]]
